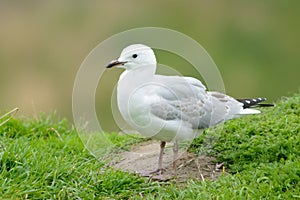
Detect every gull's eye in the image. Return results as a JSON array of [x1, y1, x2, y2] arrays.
[[132, 54, 138, 58]]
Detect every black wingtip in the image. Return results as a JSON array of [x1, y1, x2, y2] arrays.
[[236, 98, 274, 108]]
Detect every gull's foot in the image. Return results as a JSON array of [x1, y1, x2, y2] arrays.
[[139, 168, 163, 177], [151, 174, 172, 182], [171, 171, 177, 177], [140, 169, 176, 181]]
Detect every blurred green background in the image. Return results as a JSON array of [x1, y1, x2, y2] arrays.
[[1, 1, 299, 131]]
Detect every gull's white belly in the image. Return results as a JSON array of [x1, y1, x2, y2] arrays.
[[117, 85, 197, 142]]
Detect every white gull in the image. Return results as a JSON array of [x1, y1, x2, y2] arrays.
[[106, 44, 268, 176]]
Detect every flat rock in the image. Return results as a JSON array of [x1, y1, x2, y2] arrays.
[[109, 140, 224, 182]]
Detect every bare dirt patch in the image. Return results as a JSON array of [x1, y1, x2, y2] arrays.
[[109, 140, 224, 182]]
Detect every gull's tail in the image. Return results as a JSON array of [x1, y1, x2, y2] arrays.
[[237, 98, 274, 115], [236, 98, 274, 108]]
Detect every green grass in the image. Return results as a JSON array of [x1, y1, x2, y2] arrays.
[[0, 92, 300, 199]]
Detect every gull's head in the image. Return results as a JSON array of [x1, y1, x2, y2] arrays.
[[106, 44, 156, 70]]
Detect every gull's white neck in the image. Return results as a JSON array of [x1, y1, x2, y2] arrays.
[[117, 65, 156, 122], [119, 65, 156, 85]]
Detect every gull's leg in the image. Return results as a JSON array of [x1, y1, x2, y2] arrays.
[[157, 141, 166, 174], [140, 141, 166, 176], [172, 140, 178, 175]]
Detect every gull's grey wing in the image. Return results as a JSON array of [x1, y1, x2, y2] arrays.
[[149, 76, 244, 129], [153, 75, 207, 100], [208, 91, 244, 121], [150, 98, 207, 129]]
